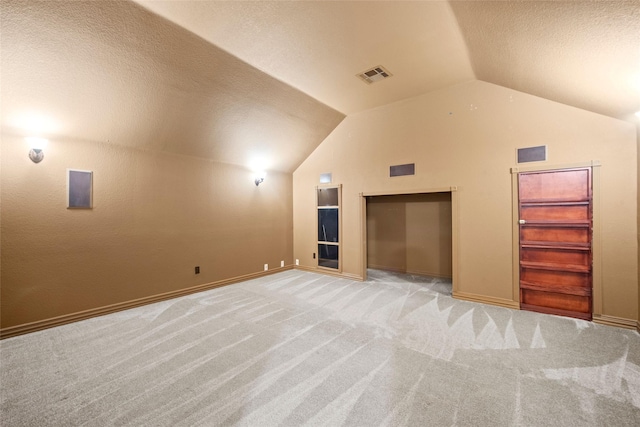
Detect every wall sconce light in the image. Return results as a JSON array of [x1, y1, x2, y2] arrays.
[[254, 171, 266, 186], [26, 137, 48, 163]]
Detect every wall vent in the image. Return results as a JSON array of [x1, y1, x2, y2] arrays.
[[357, 65, 392, 84], [517, 145, 547, 163], [390, 163, 415, 177]]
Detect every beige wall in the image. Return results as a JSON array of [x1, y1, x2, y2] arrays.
[[367, 193, 452, 278], [1, 134, 293, 329], [293, 80, 638, 321]]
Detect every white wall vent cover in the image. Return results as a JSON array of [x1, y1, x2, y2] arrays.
[[357, 66, 392, 84]]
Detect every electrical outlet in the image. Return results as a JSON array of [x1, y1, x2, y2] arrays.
[[264, 264, 268, 271], [280, 260, 284, 267], [296, 259, 299, 266], [195, 266, 200, 274]]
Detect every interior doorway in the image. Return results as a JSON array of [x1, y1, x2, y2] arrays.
[[362, 191, 454, 281]]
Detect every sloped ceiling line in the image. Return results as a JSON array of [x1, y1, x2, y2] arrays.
[[3, 0, 639, 174], [449, 0, 640, 121], [1, 0, 344, 173]]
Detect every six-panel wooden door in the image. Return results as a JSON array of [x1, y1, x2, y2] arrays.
[[518, 168, 593, 320]]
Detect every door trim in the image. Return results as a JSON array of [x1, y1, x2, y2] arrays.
[[511, 160, 601, 315]]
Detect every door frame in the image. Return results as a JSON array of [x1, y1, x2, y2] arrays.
[[511, 160, 602, 315], [359, 186, 459, 291]]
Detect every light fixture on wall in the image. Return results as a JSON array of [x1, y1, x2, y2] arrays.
[[254, 171, 266, 186], [25, 137, 48, 163]]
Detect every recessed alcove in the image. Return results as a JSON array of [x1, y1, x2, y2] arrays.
[[363, 191, 454, 281]]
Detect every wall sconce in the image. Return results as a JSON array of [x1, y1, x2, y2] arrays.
[[26, 137, 48, 163], [254, 171, 266, 186]]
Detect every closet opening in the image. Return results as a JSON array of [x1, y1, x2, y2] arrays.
[[361, 190, 457, 291]]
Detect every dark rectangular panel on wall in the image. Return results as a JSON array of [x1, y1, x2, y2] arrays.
[[517, 146, 546, 163], [390, 163, 415, 177], [67, 169, 93, 209]]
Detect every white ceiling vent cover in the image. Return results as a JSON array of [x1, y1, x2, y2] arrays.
[[357, 66, 392, 84]]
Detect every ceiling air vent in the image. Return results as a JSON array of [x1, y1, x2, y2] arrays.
[[357, 66, 392, 84]]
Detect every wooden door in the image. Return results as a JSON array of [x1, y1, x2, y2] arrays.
[[518, 168, 592, 320]]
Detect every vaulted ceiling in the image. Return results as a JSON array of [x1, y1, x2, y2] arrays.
[[2, 1, 639, 173], [135, 0, 640, 120], [134, 0, 476, 115]]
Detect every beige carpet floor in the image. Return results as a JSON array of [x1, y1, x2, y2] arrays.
[[1, 269, 639, 426]]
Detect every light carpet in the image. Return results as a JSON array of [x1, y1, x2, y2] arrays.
[[1, 269, 639, 426]]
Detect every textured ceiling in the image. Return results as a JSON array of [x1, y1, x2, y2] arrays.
[[2, 1, 639, 174], [136, 0, 640, 121], [133, 0, 476, 115], [0, 1, 344, 173], [450, 0, 640, 122]]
